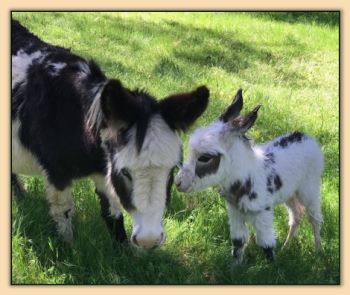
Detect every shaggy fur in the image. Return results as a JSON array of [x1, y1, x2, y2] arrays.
[[11, 19, 209, 249], [175, 89, 324, 263]]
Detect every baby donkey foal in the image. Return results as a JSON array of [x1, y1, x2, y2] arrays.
[[175, 90, 324, 263]]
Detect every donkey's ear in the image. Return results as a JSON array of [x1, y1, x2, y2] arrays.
[[231, 104, 262, 133], [159, 86, 209, 131], [219, 89, 243, 123], [100, 79, 139, 125]]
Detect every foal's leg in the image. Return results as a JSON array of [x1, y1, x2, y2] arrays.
[[226, 201, 249, 264], [297, 180, 323, 252], [251, 210, 276, 261], [282, 194, 305, 250], [92, 175, 127, 243], [45, 182, 75, 243]]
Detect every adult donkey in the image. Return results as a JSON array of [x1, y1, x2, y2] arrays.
[[11, 19, 209, 249]]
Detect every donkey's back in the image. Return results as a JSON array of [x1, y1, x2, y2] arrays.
[[12, 19, 107, 188]]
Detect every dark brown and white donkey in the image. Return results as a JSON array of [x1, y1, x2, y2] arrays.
[[11, 19, 209, 249]]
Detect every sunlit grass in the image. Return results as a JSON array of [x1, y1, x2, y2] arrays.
[[11, 11, 339, 284]]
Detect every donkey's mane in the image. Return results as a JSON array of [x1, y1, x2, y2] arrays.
[[87, 85, 162, 153]]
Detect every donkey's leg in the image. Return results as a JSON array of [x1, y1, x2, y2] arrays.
[[11, 173, 26, 200], [226, 201, 249, 264], [251, 210, 276, 262], [45, 182, 75, 243], [282, 194, 305, 250], [92, 175, 127, 242], [96, 190, 127, 242]]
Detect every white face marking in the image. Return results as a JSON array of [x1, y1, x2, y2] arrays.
[[108, 115, 182, 248], [176, 121, 227, 192], [176, 119, 263, 194], [12, 118, 44, 176], [12, 50, 44, 89], [113, 115, 182, 169]]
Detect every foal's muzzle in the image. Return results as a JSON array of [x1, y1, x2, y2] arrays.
[[174, 168, 194, 192]]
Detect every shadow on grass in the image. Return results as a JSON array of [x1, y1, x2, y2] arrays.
[[28, 13, 276, 77], [162, 19, 274, 73], [92, 14, 309, 94], [248, 12, 339, 27], [15, 13, 314, 90], [206, 244, 339, 284], [202, 202, 339, 284], [11, 179, 191, 284]]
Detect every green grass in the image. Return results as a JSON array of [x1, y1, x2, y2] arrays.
[[11, 12, 339, 284]]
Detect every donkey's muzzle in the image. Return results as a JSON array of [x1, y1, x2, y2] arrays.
[[131, 231, 165, 249]]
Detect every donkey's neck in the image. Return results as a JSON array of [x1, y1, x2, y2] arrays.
[[222, 139, 263, 189]]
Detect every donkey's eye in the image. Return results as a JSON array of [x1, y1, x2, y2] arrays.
[[121, 168, 132, 180], [198, 154, 213, 163]]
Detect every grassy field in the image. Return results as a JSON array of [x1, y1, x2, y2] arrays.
[[11, 12, 339, 284]]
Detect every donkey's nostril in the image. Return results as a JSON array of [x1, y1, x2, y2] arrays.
[[132, 233, 164, 249], [175, 179, 181, 187], [160, 232, 166, 244], [131, 235, 139, 247]]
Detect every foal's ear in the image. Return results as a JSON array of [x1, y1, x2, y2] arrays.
[[159, 86, 209, 131], [100, 79, 139, 125], [231, 104, 262, 133], [220, 89, 243, 123]]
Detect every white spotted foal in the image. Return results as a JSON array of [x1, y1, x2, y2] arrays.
[[175, 89, 324, 263]]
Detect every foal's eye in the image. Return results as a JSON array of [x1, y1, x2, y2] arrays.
[[121, 168, 132, 180], [198, 154, 212, 163]]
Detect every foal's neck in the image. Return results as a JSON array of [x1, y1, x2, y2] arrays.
[[222, 140, 263, 189]]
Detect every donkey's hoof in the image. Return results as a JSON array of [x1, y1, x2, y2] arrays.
[[116, 231, 128, 243], [61, 231, 73, 244], [58, 224, 74, 244], [12, 180, 27, 201]]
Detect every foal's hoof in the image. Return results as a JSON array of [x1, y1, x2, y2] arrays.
[[231, 248, 244, 265], [263, 247, 275, 262], [230, 256, 244, 271], [233, 257, 243, 266], [315, 245, 324, 256]]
